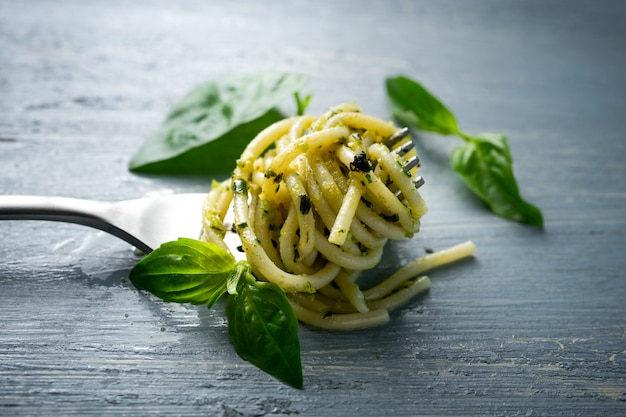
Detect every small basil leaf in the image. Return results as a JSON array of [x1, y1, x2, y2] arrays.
[[130, 238, 236, 308], [225, 270, 303, 389], [129, 72, 307, 174], [451, 133, 544, 227], [386, 75, 460, 136]]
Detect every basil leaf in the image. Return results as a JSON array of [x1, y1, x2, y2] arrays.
[[129, 72, 307, 174], [129, 109, 284, 175], [385, 74, 543, 227], [130, 238, 235, 308], [225, 269, 303, 389], [451, 133, 544, 227], [386, 75, 460, 136], [130, 240, 303, 387]]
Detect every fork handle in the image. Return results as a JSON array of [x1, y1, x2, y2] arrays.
[[0, 195, 138, 247], [0, 195, 108, 223]]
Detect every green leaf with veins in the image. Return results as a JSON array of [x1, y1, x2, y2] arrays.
[[129, 238, 235, 308], [129, 238, 304, 388], [128, 72, 307, 174], [226, 265, 303, 389], [386, 75, 461, 136], [451, 133, 543, 227], [385, 74, 543, 227]]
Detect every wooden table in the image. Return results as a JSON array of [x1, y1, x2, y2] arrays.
[[1, 1, 625, 415]]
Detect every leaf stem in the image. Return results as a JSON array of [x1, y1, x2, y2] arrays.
[[456, 131, 473, 142], [228, 261, 250, 296]]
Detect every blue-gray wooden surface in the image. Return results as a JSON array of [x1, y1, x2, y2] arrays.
[[1, 1, 625, 416]]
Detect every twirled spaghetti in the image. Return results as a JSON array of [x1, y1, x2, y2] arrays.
[[201, 103, 475, 330]]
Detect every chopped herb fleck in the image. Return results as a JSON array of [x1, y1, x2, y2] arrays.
[[232, 179, 248, 195], [350, 152, 372, 172], [381, 213, 399, 223], [398, 160, 412, 177], [299, 195, 311, 215]]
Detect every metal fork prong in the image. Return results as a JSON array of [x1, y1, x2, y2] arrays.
[[403, 155, 420, 171], [394, 176, 425, 198], [413, 175, 425, 189], [386, 127, 410, 148], [394, 140, 415, 157]]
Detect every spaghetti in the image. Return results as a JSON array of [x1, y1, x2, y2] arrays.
[[201, 103, 475, 330]]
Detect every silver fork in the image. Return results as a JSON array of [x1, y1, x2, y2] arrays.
[[0, 130, 423, 255], [0, 193, 207, 254], [386, 127, 425, 194]]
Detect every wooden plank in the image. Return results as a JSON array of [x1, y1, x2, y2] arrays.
[[1, 0, 625, 415]]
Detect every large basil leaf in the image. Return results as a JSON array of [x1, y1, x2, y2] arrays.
[[130, 238, 235, 308], [451, 133, 544, 227], [386, 75, 460, 136], [129, 72, 307, 174], [225, 270, 303, 389]]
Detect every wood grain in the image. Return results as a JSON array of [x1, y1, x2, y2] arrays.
[[1, 0, 625, 415]]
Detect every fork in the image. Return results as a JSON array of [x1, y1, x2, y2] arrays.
[[0, 129, 423, 255], [0, 193, 208, 254]]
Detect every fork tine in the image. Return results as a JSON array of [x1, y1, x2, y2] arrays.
[[403, 155, 420, 171], [383, 128, 425, 200], [394, 140, 415, 157], [412, 175, 425, 189], [386, 127, 410, 148], [394, 175, 425, 198]]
